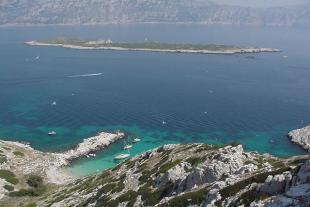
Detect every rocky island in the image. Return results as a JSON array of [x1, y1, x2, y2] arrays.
[[0, 128, 309, 207], [25, 39, 281, 55]]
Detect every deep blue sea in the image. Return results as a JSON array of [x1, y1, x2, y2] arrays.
[[0, 24, 309, 176]]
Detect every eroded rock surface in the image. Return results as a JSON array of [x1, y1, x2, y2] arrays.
[[31, 144, 309, 207], [288, 126, 310, 152]]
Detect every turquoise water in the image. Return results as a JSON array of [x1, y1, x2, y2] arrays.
[[0, 25, 309, 176]]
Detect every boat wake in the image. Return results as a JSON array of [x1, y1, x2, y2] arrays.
[[68, 73, 102, 78]]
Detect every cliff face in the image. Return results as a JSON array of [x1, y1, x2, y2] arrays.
[[0, 0, 310, 26], [35, 144, 309, 207]]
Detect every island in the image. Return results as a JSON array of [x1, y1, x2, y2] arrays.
[[25, 39, 281, 55]]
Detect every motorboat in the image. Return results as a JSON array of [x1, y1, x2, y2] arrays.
[[123, 145, 133, 150], [52, 101, 57, 106], [48, 131, 57, 136], [133, 138, 141, 143], [114, 154, 130, 160]]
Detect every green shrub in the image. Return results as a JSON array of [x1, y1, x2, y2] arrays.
[[107, 191, 138, 207], [186, 157, 204, 166], [9, 174, 46, 197], [0, 155, 7, 164], [3, 185, 14, 191], [0, 169, 18, 185], [27, 175, 43, 188], [232, 190, 269, 206], [24, 203, 37, 207], [161, 188, 209, 207], [218, 166, 291, 201], [13, 151, 24, 157], [158, 159, 181, 174], [9, 189, 33, 197], [138, 181, 175, 206], [9, 186, 46, 197], [111, 179, 125, 193]]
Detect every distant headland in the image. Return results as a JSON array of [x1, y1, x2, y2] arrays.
[[25, 39, 281, 55]]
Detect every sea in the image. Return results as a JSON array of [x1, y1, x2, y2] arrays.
[[0, 24, 309, 176]]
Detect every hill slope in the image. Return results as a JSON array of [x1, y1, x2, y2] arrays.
[[34, 144, 309, 207], [1, 0, 310, 26]]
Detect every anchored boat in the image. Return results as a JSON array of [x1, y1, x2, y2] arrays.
[[48, 131, 57, 136], [133, 138, 141, 143], [123, 145, 133, 150], [114, 154, 130, 160]]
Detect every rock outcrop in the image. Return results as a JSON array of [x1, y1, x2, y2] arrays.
[[252, 160, 310, 207], [288, 126, 310, 152], [0, 131, 124, 205], [60, 131, 124, 160], [24, 143, 308, 207]]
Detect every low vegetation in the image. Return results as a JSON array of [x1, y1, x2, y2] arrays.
[[0, 154, 7, 164], [13, 151, 25, 157], [0, 169, 18, 185], [160, 188, 209, 207], [9, 175, 46, 197], [3, 185, 14, 191]]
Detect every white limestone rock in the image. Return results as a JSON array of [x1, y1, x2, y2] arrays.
[[288, 126, 310, 152]]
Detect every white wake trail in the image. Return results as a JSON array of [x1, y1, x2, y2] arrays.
[[68, 73, 103, 78]]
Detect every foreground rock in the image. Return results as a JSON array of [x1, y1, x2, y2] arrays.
[[288, 126, 310, 152], [33, 144, 308, 207], [0, 131, 124, 204]]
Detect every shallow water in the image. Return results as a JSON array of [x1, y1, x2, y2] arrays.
[[0, 24, 309, 176]]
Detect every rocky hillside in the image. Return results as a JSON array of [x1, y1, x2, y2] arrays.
[[1, 0, 310, 26], [31, 144, 308, 207]]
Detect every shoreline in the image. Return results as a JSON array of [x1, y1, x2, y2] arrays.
[[0, 131, 124, 186], [25, 41, 281, 55], [288, 126, 310, 152]]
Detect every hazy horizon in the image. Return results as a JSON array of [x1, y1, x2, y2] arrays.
[[214, 0, 308, 8]]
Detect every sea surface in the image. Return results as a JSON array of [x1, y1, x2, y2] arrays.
[[0, 24, 309, 176]]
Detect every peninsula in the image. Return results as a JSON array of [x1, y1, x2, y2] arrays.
[[25, 39, 281, 55], [288, 126, 310, 152]]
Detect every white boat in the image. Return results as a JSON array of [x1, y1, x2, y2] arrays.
[[114, 154, 130, 160], [89, 153, 96, 157], [48, 131, 57, 136], [123, 145, 133, 150], [133, 138, 141, 143], [52, 101, 57, 106], [283, 55, 288, 59], [162, 121, 167, 125]]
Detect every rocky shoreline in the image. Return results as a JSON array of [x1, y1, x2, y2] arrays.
[[59, 131, 124, 161], [288, 126, 310, 152], [0, 128, 309, 206], [37, 144, 309, 207], [25, 41, 281, 54], [0, 131, 124, 201]]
